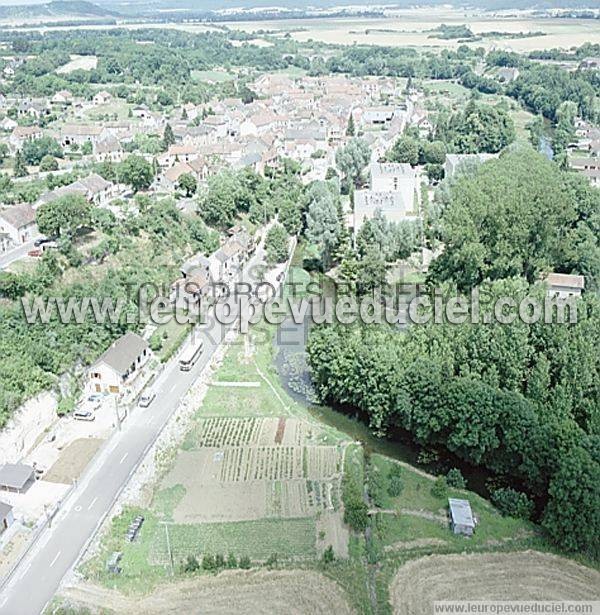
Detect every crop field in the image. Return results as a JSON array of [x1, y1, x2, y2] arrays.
[[226, 10, 600, 51], [390, 551, 600, 614], [58, 570, 353, 615], [149, 517, 317, 564], [185, 416, 307, 449]]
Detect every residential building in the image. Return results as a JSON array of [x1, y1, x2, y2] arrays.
[[0, 204, 37, 245], [543, 273, 585, 299], [89, 332, 151, 395]]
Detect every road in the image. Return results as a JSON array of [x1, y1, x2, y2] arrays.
[[0, 239, 38, 270], [0, 248, 265, 615]]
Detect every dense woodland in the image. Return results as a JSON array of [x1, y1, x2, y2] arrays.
[[307, 150, 600, 559]]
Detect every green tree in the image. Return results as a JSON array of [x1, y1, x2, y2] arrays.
[[431, 476, 448, 499], [36, 194, 92, 238], [39, 155, 58, 172], [346, 113, 355, 136], [526, 114, 544, 150], [389, 135, 419, 166], [239, 555, 252, 569], [491, 487, 534, 520], [162, 123, 175, 150], [305, 182, 341, 268], [387, 465, 404, 497], [552, 101, 577, 155], [22, 137, 62, 166], [13, 150, 28, 177], [335, 138, 370, 190], [0, 143, 8, 165], [119, 155, 154, 192], [356, 247, 387, 295], [177, 172, 197, 197], [278, 198, 302, 235], [182, 554, 200, 573], [446, 468, 466, 489], [265, 224, 289, 265]]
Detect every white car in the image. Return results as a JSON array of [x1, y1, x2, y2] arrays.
[[138, 391, 156, 408]]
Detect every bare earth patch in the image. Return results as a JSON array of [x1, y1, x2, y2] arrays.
[[390, 551, 600, 614], [60, 569, 353, 614], [44, 438, 104, 484]]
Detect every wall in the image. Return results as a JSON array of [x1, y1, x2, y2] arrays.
[[0, 391, 57, 465]]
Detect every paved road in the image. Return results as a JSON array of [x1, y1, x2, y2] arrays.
[[0, 250, 264, 615], [0, 239, 38, 270]]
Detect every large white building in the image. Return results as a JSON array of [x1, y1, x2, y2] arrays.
[[353, 163, 418, 233]]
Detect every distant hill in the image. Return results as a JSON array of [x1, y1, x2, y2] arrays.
[[0, 1, 120, 20]]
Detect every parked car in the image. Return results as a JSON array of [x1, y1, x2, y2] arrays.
[[73, 409, 95, 421], [27, 248, 43, 257], [33, 235, 57, 248], [87, 394, 102, 403], [46, 433, 56, 443], [138, 391, 156, 408]]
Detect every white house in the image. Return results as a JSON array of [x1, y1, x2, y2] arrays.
[[9, 125, 42, 151], [543, 272, 585, 299], [92, 90, 112, 106], [89, 332, 151, 395], [0, 203, 37, 245]]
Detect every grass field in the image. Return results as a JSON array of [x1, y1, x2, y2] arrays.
[[191, 69, 236, 83]]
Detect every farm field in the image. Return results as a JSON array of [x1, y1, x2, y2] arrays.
[[57, 569, 353, 614], [390, 551, 600, 614], [224, 10, 600, 51], [81, 326, 351, 594]]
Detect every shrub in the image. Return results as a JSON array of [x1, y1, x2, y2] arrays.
[[265, 553, 278, 568], [226, 552, 237, 568], [446, 468, 466, 489], [491, 487, 534, 520], [239, 555, 252, 569], [215, 553, 225, 568], [202, 554, 216, 571], [182, 554, 199, 573], [149, 332, 163, 352], [387, 464, 404, 497], [431, 476, 448, 499], [322, 545, 335, 564]]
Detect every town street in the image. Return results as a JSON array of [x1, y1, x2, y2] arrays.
[[0, 239, 37, 270], [0, 247, 265, 615]]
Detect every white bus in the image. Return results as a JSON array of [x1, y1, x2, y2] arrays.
[[179, 337, 204, 371]]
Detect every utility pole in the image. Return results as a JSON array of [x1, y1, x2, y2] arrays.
[[114, 394, 122, 431], [161, 521, 174, 575]]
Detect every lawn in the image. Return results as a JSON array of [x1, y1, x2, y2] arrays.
[[368, 454, 536, 548], [191, 69, 236, 83], [152, 318, 193, 362]]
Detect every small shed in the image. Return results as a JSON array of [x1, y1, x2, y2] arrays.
[[0, 500, 14, 534], [448, 498, 476, 536], [0, 463, 35, 493]]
